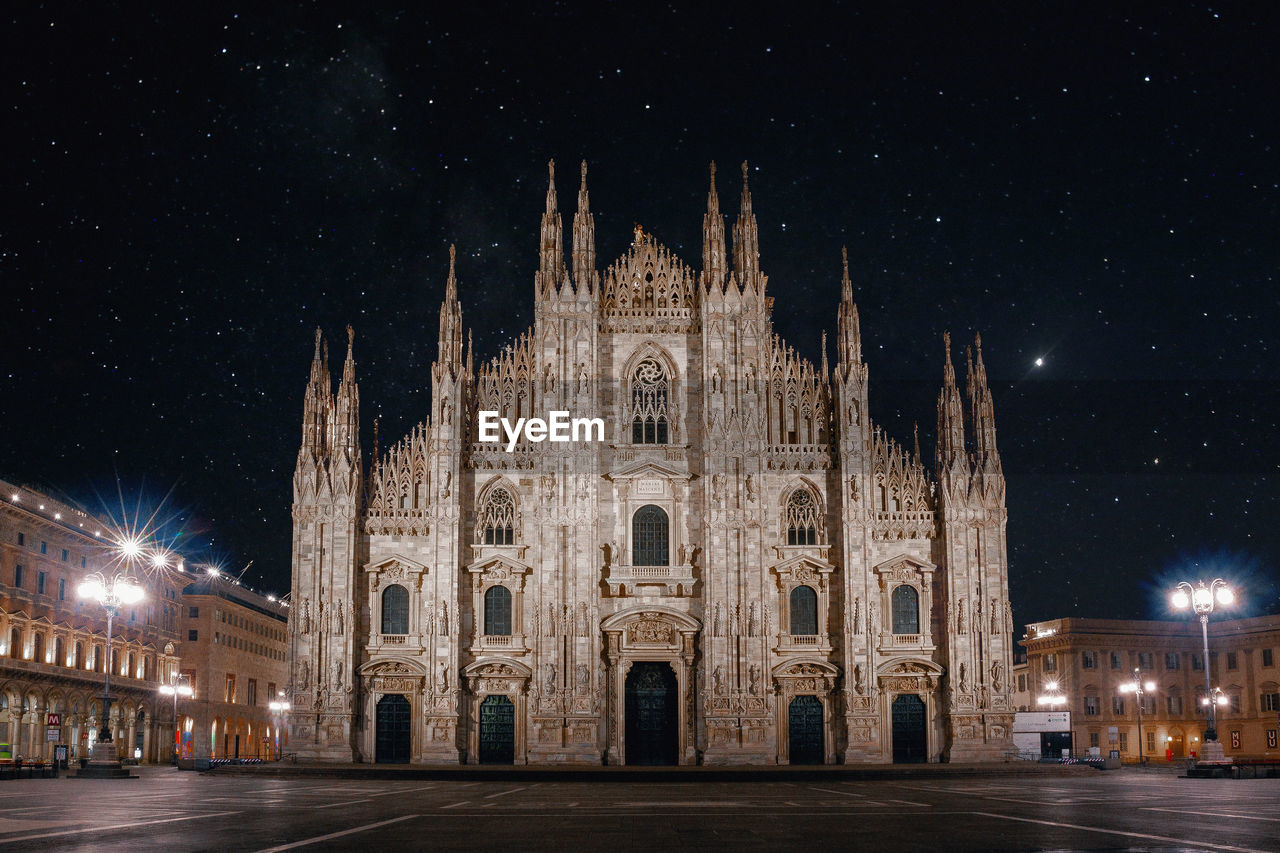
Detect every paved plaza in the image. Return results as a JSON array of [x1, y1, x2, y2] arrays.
[[0, 766, 1274, 851]]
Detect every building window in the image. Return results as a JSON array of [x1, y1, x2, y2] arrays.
[[32, 633, 44, 663], [1089, 732, 1099, 748], [37, 572, 46, 595], [1084, 695, 1100, 716], [1141, 695, 1156, 715], [58, 578, 65, 600], [13, 564, 22, 588], [789, 585, 818, 636], [1018, 674, 1027, 692], [1229, 693, 1241, 714], [784, 489, 820, 545], [1112, 695, 1125, 715], [80, 556, 85, 567], [225, 674, 236, 704], [484, 585, 512, 636], [480, 487, 516, 545], [60, 548, 68, 562], [381, 584, 409, 634], [1192, 654, 1203, 671], [1138, 652, 1153, 670], [1260, 692, 1280, 712], [1164, 653, 1179, 670], [1264, 649, 1275, 667], [1226, 652, 1238, 671], [1146, 730, 1155, 753], [8, 628, 20, 658], [1081, 651, 1097, 669], [75, 641, 84, 669], [1044, 653, 1057, 673], [247, 679, 257, 707], [891, 585, 920, 634], [189, 606, 199, 618], [16, 532, 23, 546], [1167, 695, 1182, 715], [40, 541, 46, 554], [630, 357, 670, 444], [1110, 652, 1122, 670], [267, 682, 276, 701], [632, 505, 669, 566], [1118, 731, 1128, 752], [188, 630, 198, 641]]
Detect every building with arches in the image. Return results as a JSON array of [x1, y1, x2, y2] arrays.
[[0, 479, 183, 763], [288, 161, 1015, 764]]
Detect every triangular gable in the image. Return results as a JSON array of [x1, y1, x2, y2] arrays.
[[604, 460, 693, 482]]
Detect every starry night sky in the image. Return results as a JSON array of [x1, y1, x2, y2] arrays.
[[4, 3, 1278, 625]]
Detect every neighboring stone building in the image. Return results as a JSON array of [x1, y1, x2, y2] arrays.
[[288, 161, 1016, 765], [1021, 616, 1280, 761], [0, 478, 183, 763], [178, 578, 290, 760]]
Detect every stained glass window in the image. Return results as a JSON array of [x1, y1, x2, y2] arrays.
[[790, 585, 818, 636], [481, 487, 516, 545], [785, 489, 820, 545], [484, 585, 512, 636], [891, 584, 919, 634], [631, 358, 670, 444], [632, 504, 669, 566], [381, 584, 409, 634]]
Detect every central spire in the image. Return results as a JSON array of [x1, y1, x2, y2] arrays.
[[571, 160, 595, 292], [836, 247, 862, 368]]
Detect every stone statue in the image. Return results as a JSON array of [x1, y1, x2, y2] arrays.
[[991, 660, 1004, 692], [991, 598, 1001, 633], [745, 474, 757, 503], [712, 664, 724, 694], [854, 663, 865, 694], [601, 541, 614, 567], [711, 473, 725, 507], [437, 661, 448, 693], [957, 599, 968, 635], [748, 664, 761, 693], [958, 662, 968, 692], [576, 663, 589, 689]]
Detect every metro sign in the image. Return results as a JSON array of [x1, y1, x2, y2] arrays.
[[45, 713, 60, 727]]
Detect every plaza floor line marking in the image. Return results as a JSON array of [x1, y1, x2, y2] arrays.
[[0, 810, 242, 845], [807, 786, 866, 797], [1142, 807, 1280, 822], [440, 801, 469, 809], [303, 799, 372, 809], [484, 786, 529, 798], [970, 811, 1270, 853], [253, 815, 420, 853], [886, 799, 931, 807]]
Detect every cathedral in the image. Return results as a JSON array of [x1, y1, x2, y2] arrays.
[[287, 161, 1015, 765]]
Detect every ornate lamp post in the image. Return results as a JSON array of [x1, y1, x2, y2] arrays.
[[158, 676, 194, 765], [1120, 668, 1156, 765], [76, 569, 145, 776], [1171, 578, 1233, 753]]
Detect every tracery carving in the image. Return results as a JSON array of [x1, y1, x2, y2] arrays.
[[869, 427, 935, 540]]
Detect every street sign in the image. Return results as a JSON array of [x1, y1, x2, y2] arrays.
[[46, 728, 60, 741], [45, 713, 60, 727]]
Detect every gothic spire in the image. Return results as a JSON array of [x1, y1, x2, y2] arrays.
[[437, 244, 464, 368], [538, 158, 564, 294], [731, 160, 760, 283], [936, 332, 967, 471], [332, 324, 360, 458], [702, 161, 726, 289], [571, 160, 595, 292], [300, 327, 331, 458], [968, 333, 1000, 464], [836, 246, 862, 368]]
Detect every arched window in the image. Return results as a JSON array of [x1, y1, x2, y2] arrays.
[[9, 627, 20, 658], [381, 584, 409, 635], [785, 489, 820, 545], [484, 585, 512, 636], [480, 487, 516, 545], [630, 358, 670, 444], [790, 585, 818, 636], [32, 633, 44, 663], [75, 641, 85, 669], [891, 585, 920, 634], [128, 652, 137, 678], [55, 637, 65, 667], [632, 505, 669, 566]]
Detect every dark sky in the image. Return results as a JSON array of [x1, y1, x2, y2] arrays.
[[4, 3, 1278, 625]]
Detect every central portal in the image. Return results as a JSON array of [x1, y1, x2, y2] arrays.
[[625, 662, 677, 765], [478, 695, 515, 764], [375, 694, 411, 763]]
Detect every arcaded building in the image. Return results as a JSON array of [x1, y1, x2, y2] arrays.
[[287, 162, 1016, 765]]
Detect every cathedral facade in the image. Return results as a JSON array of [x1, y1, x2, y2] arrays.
[[287, 161, 1015, 765]]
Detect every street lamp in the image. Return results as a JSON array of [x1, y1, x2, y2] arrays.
[[158, 676, 194, 765], [1171, 578, 1233, 745], [1120, 669, 1157, 765], [268, 696, 290, 760], [1037, 680, 1067, 707], [77, 570, 144, 774]]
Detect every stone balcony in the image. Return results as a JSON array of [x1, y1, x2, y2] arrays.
[[605, 563, 697, 597]]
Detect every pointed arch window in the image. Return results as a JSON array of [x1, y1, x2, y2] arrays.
[[381, 584, 409, 635], [790, 585, 818, 636], [632, 504, 669, 566], [481, 487, 516, 545], [484, 585, 512, 636], [630, 358, 670, 444], [891, 584, 920, 635], [785, 488, 821, 545]]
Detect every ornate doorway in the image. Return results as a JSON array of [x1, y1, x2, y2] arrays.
[[788, 695, 823, 764], [479, 695, 515, 764], [891, 694, 926, 763], [625, 662, 677, 765], [375, 694, 411, 763]]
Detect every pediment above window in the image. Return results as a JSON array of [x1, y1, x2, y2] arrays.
[[364, 555, 428, 581]]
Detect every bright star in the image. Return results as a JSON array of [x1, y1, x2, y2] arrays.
[[1034, 357, 1044, 367]]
